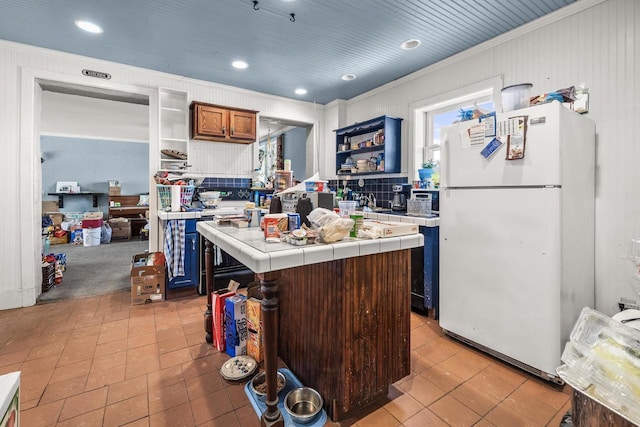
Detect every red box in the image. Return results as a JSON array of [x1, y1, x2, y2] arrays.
[[82, 218, 104, 229], [212, 289, 235, 352]]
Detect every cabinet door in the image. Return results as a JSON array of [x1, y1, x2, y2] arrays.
[[196, 104, 228, 138], [229, 109, 256, 141], [168, 232, 199, 289]]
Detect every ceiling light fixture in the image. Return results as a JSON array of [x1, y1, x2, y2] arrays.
[[400, 39, 421, 50], [231, 60, 249, 69], [341, 74, 356, 81], [294, 88, 307, 95], [74, 20, 103, 34]]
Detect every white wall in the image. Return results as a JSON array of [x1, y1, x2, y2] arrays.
[[343, 0, 639, 315], [0, 39, 325, 310], [41, 91, 149, 142]]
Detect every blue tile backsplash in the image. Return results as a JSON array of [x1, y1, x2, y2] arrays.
[[200, 177, 251, 188], [199, 176, 407, 209]]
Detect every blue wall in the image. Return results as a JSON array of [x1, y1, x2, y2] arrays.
[[282, 127, 307, 181], [41, 136, 149, 215]]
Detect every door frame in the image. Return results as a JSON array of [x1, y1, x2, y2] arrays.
[[20, 67, 158, 306]]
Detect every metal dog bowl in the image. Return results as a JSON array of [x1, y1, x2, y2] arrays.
[[284, 387, 323, 424], [250, 370, 286, 401]]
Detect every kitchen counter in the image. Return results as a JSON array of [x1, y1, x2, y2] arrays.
[[362, 211, 439, 227], [197, 222, 423, 422]]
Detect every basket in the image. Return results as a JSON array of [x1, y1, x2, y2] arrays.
[[157, 185, 195, 211], [407, 199, 432, 217]]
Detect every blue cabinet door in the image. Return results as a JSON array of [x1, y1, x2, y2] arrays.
[[168, 219, 199, 289], [423, 226, 439, 317]]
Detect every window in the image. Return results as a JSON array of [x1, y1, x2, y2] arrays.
[[411, 77, 502, 180]]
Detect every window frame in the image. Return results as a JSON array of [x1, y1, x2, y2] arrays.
[[409, 76, 503, 180]]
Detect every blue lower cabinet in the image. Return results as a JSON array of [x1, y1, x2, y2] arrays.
[[423, 226, 439, 317], [168, 220, 199, 289]]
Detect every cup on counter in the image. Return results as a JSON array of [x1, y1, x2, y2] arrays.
[[245, 208, 262, 227]]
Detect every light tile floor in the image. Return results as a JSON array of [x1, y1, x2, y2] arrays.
[[0, 291, 571, 426]]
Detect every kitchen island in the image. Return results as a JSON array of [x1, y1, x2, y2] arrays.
[[196, 221, 423, 423]]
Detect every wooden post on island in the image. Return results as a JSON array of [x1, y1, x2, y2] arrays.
[[258, 271, 284, 427], [204, 239, 214, 343]]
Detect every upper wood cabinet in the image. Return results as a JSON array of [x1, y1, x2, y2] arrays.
[[190, 102, 258, 143]]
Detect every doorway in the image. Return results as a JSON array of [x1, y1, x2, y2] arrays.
[[258, 116, 314, 184], [20, 69, 158, 306], [38, 86, 151, 302]]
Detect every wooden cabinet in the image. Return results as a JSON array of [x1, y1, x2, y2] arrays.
[[190, 102, 258, 143], [108, 195, 149, 237], [335, 115, 402, 176]]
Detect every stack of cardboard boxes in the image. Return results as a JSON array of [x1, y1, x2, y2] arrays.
[[211, 281, 264, 361]]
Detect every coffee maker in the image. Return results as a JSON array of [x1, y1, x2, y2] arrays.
[[391, 184, 412, 211]]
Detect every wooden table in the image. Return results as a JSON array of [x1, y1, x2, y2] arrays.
[[196, 222, 423, 423]]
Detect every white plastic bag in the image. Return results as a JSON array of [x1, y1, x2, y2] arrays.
[[308, 208, 354, 243]]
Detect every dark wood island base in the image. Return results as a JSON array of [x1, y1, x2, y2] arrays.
[[276, 250, 411, 421], [198, 222, 418, 424]]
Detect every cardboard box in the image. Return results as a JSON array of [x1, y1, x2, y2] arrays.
[[362, 220, 419, 237], [49, 234, 68, 245], [109, 219, 131, 240], [42, 201, 58, 213], [131, 253, 165, 305], [48, 213, 64, 226], [212, 289, 235, 352], [246, 297, 263, 362], [84, 211, 103, 219], [246, 297, 262, 332], [108, 180, 121, 196], [247, 329, 263, 362], [225, 294, 247, 357], [131, 275, 165, 305]]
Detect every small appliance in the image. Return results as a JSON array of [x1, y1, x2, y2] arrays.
[[280, 191, 335, 212], [391, 184, 412, 211], [410, 188, 439, 213]]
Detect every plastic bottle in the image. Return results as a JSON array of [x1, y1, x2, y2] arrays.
[[44, 236, 50, 257]]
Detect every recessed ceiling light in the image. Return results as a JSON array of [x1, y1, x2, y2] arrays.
[[74, 20, 103, 34], [231, 60, 248, 69], [294, 88, 307, 95], [400, 39, 421, 50], [341, 74, 356, 81]]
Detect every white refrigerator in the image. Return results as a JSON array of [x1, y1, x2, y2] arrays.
[[438, 102, 595, 383]]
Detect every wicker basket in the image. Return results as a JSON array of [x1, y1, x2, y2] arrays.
[[157, 185, 195, 211], [406, 199, 432, 217]]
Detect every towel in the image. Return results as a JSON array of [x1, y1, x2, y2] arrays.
[[164, 220, 186, 281]]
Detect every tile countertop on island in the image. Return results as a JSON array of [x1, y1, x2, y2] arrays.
[[195, 221, 423, 273]]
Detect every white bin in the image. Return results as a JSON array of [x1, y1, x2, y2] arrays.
[[82, 228, 101, 247]]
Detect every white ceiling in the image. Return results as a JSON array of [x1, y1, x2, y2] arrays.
[[0, 0, 577, 104]]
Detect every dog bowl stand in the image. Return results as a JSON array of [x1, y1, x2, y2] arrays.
[[244, 368, 327, 426]]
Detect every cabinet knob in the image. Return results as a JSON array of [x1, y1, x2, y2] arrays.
[[230, 127, 235, 136], [222, 126, 226, 135]]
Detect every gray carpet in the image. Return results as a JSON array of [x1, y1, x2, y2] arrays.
[[38, 239, 149, 303]]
